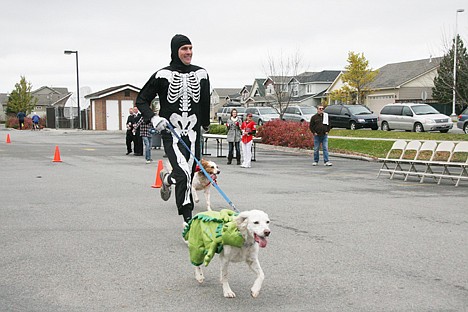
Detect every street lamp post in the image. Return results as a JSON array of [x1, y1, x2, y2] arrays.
[[452, 9, 465, 118], [64, 50, 81, 129]]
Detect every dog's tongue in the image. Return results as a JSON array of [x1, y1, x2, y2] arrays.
[[254, 234, 268, 248], [210, 174, 217, 181]]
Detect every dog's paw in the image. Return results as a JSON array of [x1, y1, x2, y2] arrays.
[[206, 206, 212, 211], [251, 289, 260, 298], [223, 290, 236, 298], [195, 267, 205, 284]]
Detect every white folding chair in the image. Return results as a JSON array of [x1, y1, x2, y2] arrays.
[[420, 141, 455, 183], [404, 141, 437, 181], [390, 140, 421, 180], [378, 140, 407, 178]]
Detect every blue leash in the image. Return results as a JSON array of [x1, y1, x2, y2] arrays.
[[165, 123, 239, 213]]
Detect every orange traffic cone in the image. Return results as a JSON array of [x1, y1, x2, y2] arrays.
[[6, 134, 11, 143], [52, 145, 62, 162], [151, 160, 164, 188]]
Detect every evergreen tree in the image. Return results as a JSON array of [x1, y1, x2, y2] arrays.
[[6, 76, 38, 115], [433, 35, 468, 112]]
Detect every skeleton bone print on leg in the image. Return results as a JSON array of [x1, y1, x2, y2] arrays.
[[156, 69, 208, 205]]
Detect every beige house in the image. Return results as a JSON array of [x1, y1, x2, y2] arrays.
[[326, 57, 443, 113], [211, 88, 241, 119]]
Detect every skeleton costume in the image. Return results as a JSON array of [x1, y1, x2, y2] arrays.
[[136, 34, 211, 221]]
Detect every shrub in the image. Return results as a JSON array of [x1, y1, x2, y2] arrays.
[[208, 123, 228, 135], [6, 115, 46, 130], [256, 120, 313, 149]]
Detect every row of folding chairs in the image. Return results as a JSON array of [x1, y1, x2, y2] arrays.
[[378, 140, 468, 186]]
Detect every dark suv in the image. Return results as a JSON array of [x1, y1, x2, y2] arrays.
[[324, 104, 378, 130], [457, 107, 468, 134]]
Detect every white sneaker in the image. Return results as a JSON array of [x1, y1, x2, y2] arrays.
[[312, 162, 317, 166], [325, 162, 333, 166]]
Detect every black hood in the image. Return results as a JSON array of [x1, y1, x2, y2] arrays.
[[170, 34, 192, 70]]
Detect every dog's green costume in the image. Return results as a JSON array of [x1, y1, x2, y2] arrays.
[[182, 209, 244, 266]]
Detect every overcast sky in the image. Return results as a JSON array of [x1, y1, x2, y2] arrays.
[[1, 0, 467, 95]]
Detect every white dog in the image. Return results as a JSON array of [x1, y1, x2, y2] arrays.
[[194, 210, 271, 298], [191, 159, 220, 211]]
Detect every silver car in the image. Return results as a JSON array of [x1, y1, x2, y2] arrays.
[[282, 105, 317, 122], [244, 107, 280, 125], [378, 103, 453, 133]]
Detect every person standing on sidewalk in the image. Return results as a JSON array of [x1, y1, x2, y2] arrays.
[[136, 34, 211, 224], [240, 113, 256, 168], [226, 108, 242, 165], [309, 105, 332, 166]]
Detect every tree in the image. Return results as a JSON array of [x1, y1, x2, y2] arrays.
[[6, 76, 38, 115], [339, 51, 378, 104], [432, 35, 468, 113], [264, 50, 304, 118]]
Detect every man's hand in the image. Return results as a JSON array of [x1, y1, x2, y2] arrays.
[[151, 116, 168, 131]]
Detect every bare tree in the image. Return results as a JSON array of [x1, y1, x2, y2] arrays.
[[264, 50, 304, 118]]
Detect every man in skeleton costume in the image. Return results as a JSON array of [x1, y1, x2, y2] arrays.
[[136, 34, 211, 223]]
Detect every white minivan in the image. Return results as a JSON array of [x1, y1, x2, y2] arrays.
[[378, 103, 453, 133]]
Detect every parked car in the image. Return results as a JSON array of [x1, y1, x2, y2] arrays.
[[282, 105, 317, 122], [324, 104, 378, 130], [244, 107, 280, 125], [217, 106, 246, 124], [378, 103, 453, 133], [457, 107, 468, 134]]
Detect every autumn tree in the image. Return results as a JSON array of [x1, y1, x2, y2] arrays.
[[432, 35, 468, 113], [264, 50, 304, 118], [339, 51, 378, 104], [6, 76, 38, 114]]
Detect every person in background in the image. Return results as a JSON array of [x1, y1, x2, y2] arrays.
[[226, 108, 242, 165], [132, 107, 143, 156], [240, 113, 256, 168], [309, 104, 332, 166], [16, 111, 26, 130], [125, 107, 135, 155], [134, 116, 154, 164], [135, 34, 211, 224], [31, 112, 40, 130]]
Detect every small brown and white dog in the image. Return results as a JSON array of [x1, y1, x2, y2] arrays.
[[194, 210, 271, 298], [191, 159, 220, 211]]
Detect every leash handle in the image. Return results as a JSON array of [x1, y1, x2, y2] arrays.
[[165, 123, 239, 213]]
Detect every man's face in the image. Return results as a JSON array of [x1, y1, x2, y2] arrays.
[[178, 44, 192, 65], [133, 108, 139, 114], [318, 106, 324, 114]]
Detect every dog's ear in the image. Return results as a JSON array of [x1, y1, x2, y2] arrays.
[[235, 211, 250, 230]]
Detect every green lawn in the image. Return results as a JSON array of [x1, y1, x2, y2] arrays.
[[328, 129, 468, 159]]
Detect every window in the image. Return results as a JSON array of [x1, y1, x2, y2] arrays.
[[325, 105, 342, 115], [306, 84, 313, 94], [124, 90, 130, 97], [402, 106, 413, 116]]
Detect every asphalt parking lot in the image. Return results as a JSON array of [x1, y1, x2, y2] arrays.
[[1, 128, 467, 312]]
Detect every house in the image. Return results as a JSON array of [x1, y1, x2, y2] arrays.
[[242, 71, 340, 110], [0, 86, 71, 122], [289, 71, 341, 107], [85, 84, 140, 130], [244, 78, 274, 107], [326, 57, 443, 114], [211, 88, 241, 119]]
